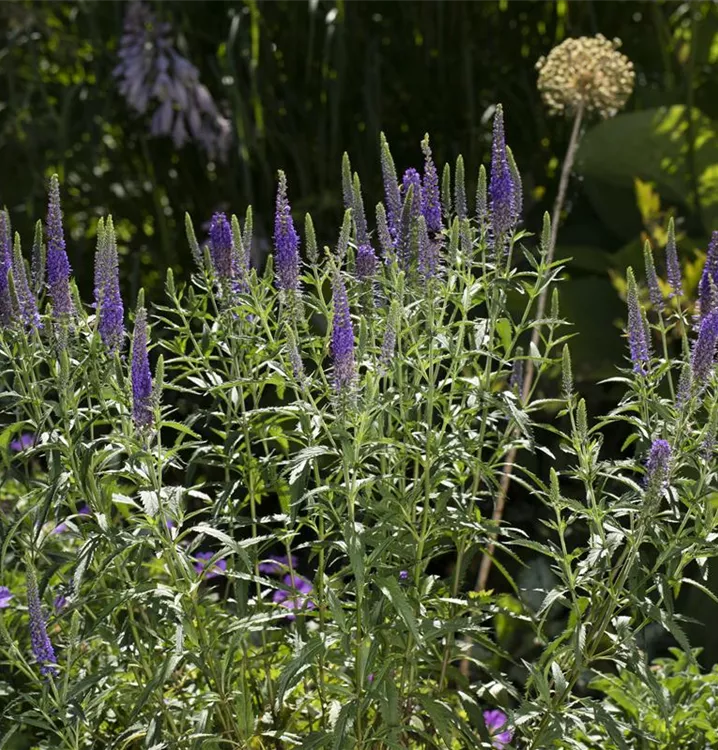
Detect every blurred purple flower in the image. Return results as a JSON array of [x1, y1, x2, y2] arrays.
[[114, 1, 231, 161], [131, 304, 154, 429], [483, 709, 512, 748], [273, 573, 315, 620], [46, 175, 75, 320], [0, 586, 12, 608], [194, 552, 227, 579], [54, 594, 67, 612], [274, 171, 301, 296], [10, 433, 35, 453], [399, 570, 409, 581], [367, 673, 375, 683], [331, 273, 355, 394], [52, 504, 90, 535], [258, 554, 298, 576], [27, 568, 58, 677]]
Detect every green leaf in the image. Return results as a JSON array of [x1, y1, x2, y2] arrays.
[[377, 575, 422, 645]]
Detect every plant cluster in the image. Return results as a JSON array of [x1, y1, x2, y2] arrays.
[[1, 99, 718, 750]]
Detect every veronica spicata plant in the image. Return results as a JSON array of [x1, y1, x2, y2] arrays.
[[1, 111, 718, 750]]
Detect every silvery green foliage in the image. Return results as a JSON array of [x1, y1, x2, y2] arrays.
[[1, 136, 718, 749]]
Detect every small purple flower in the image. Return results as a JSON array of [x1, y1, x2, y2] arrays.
[[259, 554, 298, 576], [356, 243, 378, 281], [691, 309, 718, 388], [272, 573, 315, 620], [367, 673, 375, 683], [421, 135, 442, 234], [331, 273, 356, 394], [131, 304, 154, 429], [26, 567, 58, 677], [54, 594, 67, 612], [626, 268, 650, 374], [0, 586, 13, 608], [52, 504, 90, 535], [209, 212, 233, 282], [665, 218, 682, 299], [489, 105, 516, 248], [96, 217, 125, 353], [46, 175, 75, 319], [398, 570, 409, 581], [194, 552, 227, 579], [274, 171, 301, 296], [483, 709, 512, 749], [10, 433, 35, 452]]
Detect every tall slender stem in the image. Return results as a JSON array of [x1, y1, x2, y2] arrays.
[[475, 103, 585, 594]]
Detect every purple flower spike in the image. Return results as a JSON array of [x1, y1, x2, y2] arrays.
[[698, 232, 718, 320], [665, 219, 682, 299], [483, 709, 512, 749], [380, 133, 401, 242], [46, 175, 75, 319], [10, 433, 35, 453], [418, 216, 439, 283], [131, 303, 154, 429], [209, 212, 233, 281], [626, 268, 650, 374], [273, 573, 315, 621], [0, 210, 13, 327], [26, 568, 58, 677], [0, 586, 12, 608], [691, 309, 718, 388], [274, 171, 301, 296], [646, 439, 671, 489], [97, 218, 125, 353], [194, 552, 227, 579], [331, 273, 355, 394], [356, 243, 378, 281], [489, 105, 516, 247], [421, 135, 442, 234], [401, 168, 422, 222], [12, 233, 41, 331], [259, 554, 298, 576]]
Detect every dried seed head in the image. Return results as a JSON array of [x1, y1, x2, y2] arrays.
[[536, 34, 634, 119]]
